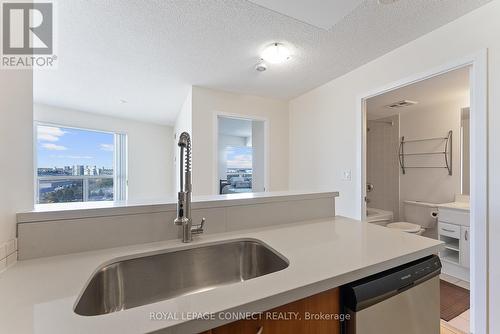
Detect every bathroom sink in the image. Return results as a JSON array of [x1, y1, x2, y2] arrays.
[[74, 239, 289, 316]]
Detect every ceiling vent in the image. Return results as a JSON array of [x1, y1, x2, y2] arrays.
[[385, 100, 418, 109], [378, 0, 400, 4]]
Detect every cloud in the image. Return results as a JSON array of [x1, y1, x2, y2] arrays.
[[50, 155, 93, 159], [100, 144, 114, 152], [224, 146, 253, 169], [42, 143, 68, 151], [37, 126, 66, 142], [227, 154, 252, 169], [67, 155, 93, 159]]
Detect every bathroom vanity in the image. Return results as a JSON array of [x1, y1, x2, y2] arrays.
[[438, 200, 471, 281]]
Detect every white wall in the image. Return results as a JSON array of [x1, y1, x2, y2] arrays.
[[192, 86, 289, 195], [34, 104, 175, 201], [252, 120, 265, 192], [173, 88, 192, 192], [0, 71, 34, 245], [289, 1, 500, 331], [399, 97, 468, 213]]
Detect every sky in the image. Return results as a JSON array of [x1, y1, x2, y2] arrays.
[[37, 125, 114, 168], [225, 146, 252, 169]]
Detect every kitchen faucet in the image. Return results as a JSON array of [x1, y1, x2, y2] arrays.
[[174, 132, 205, 242]]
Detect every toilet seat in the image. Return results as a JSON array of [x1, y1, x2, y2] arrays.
[[387, 222, 422, 234]]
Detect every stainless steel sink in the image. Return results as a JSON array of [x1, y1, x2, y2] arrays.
[[74, 239, 289, 316]]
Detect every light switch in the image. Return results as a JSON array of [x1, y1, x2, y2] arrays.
[[342, 169, 352, 181]]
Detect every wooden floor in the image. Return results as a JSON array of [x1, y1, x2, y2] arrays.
[[439, 274, 470, 333], [441, 320, 467, 334]]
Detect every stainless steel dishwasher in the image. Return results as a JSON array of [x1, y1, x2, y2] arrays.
[[341, 255, 441, 334]]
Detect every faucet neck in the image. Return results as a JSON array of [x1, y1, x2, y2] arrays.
[[175, 132, 203, 243], [178, 132, 192, 193]]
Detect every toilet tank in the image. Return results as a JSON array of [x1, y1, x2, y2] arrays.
[[403, 201, 438, 228]]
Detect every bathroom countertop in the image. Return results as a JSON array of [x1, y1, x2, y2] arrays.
[[438, 201, 470, 212], [0, 216, 443, 334]]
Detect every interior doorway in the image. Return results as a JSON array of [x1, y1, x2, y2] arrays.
[[364, 67, 471, 332], [216, 116, 266, 194], [357, 51, 487, 334]]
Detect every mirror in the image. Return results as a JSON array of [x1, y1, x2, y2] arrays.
[[461, 107, 470, 195]]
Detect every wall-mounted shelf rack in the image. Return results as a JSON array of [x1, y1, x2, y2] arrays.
[[398, 130, 452, 175]]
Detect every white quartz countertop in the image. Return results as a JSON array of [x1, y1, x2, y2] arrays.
[[17, 190, 339, 223], [0, 217, 443, 334]]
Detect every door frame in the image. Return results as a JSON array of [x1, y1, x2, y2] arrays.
[[356, 50, 488, 334], [212, 111, 270, 195]]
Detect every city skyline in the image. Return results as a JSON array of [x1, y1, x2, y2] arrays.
[[38, 165, 113, 177], [37, 125, 114, 168]]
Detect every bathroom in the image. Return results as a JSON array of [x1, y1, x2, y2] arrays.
[[364, 66, 471, 332]]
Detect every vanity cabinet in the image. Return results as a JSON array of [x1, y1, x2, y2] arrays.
[[201, 288, 340, 334], [460, 226, 470, 268], [438, 207, 470, 281]]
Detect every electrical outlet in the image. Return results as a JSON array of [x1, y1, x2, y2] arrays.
[[0, 258, 6, 272], [0, 243, 5, 260], [5, 239, 17, 256]]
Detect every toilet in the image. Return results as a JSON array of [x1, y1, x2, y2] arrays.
[[387, 201, 438, 235], [387, 222, 425, 235]]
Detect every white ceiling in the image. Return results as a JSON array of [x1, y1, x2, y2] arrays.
[[247, 0, 364, 30], [366, 66, 470, 120], [218, 117, 253, 138], [34, 0, 491, 125]]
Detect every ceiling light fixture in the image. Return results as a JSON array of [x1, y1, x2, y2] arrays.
[[261, 43, 291, 64]]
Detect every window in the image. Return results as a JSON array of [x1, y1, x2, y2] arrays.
[[217, 116, 266, 194], [35, 124, 127, 204], [224, 145, 253, 191]]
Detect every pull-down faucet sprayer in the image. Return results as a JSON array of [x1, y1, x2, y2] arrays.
[[174, 132, 205, 242]]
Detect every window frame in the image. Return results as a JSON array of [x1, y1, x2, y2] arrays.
[[33, 121, 128, 205]]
